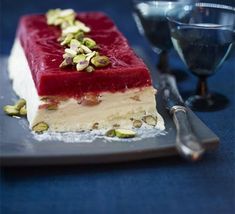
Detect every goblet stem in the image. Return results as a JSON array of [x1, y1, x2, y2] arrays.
[[196, 77, 208, 97], [186, 75, 229, 111], [157, 50, 170, 73]]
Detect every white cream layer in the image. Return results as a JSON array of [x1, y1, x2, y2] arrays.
[[8, 39, 164, 132]]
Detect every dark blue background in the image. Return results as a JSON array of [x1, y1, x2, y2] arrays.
[[0, 0, 235, 213]]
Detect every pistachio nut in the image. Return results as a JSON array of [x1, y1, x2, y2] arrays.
[[15, 98, 26, 110], [77, 47, 85, 54], [60, 34, 73, 46], [59, 57, 73, 68], [85, 65, 95, 73], [83, 37, 96, 49], [62, 25, 80, 36], [3, 105, 19, 116], [115, 129, 136, 138], [74, 31, 85, 41], [46, 103, 58, 110], [112, 124, 120, 128], [133, 119, 142, 128], [19, 105, 27, 116], [92, 122, 99, 129], [142, 115, 157, 126], [76, 60, 89, 71], [85, 51, 96, 62], [105, 129, 116, 137], [91, 55, 110, 67], [70, 39, 81, 51], [74, 21, 91, 32], [32, 122, 49, 134], [65, 48, 77, 57], [59, 9, 75, 17], [80, 45, 92, 54], [73, 54, 86, 64], [46, 9, 61, 25]]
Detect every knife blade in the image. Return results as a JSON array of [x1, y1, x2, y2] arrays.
[[159, 74, 205, 161]]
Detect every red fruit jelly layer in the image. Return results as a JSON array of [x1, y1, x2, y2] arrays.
[[17, 12, 152, 97]]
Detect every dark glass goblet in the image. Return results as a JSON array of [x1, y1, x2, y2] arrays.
[[132, 0, 191, 73], [167, 3, 235, 111]]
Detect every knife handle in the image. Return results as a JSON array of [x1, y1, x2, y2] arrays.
[[171, 106, 205, 161]]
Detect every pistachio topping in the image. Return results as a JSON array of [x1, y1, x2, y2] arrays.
[[105, 128, 136, 138], [3, 99, 27, 117], [19, 105, 27, 116], [83, 37, 96, 49], [46, 103, 58, 110], [86, 65, 95, 73], [86, 51, 96, 62], [32, 122, 49, 134], [92, 122, 99, 129], [113, 124, 120, 128], [80, 45, 92, 54], [115, 129, 136, 138], [133, 119, 142, 128], [73, 54, 86, 64], [91, 56, 110, 67], [105, 129, 116, 137], [65, 48, 77, 57], [46, 8, 110, 72], [76, 60, 89, 71], [3, 105, 19, 116], [15, 99, 26, 111], [70, 39, 81, 51], [60, 34, 73, 46], [142, 115, 158, 126]]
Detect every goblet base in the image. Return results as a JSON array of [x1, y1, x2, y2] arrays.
[[186, 92, 229, 112]]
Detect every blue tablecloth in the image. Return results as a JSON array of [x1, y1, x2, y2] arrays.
[[0, 0, 234, 213]]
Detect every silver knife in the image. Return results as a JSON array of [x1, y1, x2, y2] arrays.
[[159, 74, 205, 161]]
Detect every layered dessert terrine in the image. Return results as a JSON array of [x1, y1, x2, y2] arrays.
[[8, 9, 164, 132]]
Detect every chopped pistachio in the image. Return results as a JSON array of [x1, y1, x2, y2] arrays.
[[86, 65, 95, 73], [105, 129, 116, 137], [69, 39, 81, 51], [46, 9, 110, 73], [91, 55, 110, 67], [59, 9, 75, 17], [83, 37, 96, 49], [32, 122, 49, 134], [59, 57, 72, 68], [15, 99, 26, 110], [19, 106, 27, 116], [54, 18, 65, 26], [80, 45, 92, 54], [60, 21, 72, 30], [76, 60, 89, 71], [130, 95, 140, 101], [46, 9, 61, 25], [115, 129, 136, 138], [133, 120, 142, 128], [86, 51, 96, 62], [65, 48, 77, 57], [73, 54, 86, 64], [62, 25, 80, 36], [63, 53, 69, 59], [92, 122, 99, 129], [113, 124, 120, 128], [74, 21, 91, 32], [60, 34, 73, 46], [74, 31, 85, 41], [76, 47, 84, 54], [46, 103, 58, 110], [142, 115, 157, 126], [3, 105, 19, 116]]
